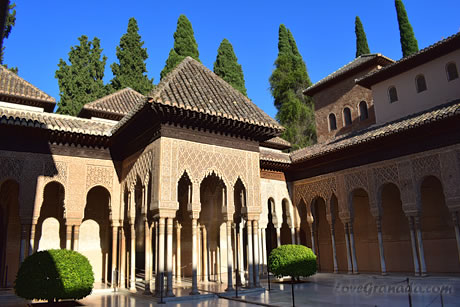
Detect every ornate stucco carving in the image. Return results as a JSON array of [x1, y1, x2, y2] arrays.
[[0, 157, 23, 182], [43, 161, 68, 185], [86, 165, 113, 191]]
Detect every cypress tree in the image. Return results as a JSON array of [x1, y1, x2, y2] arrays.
[[110, 17, 154, 95], [160, 15, 200, 79], [55, 35, 107, 116], [213, 39, 247, 96], [269, 25, 316, 149], [1, 2, 17, 73], [395, 0, 419, 57], [355, 16, 370, 57]]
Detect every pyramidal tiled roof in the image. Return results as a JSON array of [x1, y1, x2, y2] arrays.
[[0, 65, 56, 111], [149, 56, 282, 129], [80, 88, 145, 120]]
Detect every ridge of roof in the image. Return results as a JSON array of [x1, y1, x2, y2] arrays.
[[304, 53, 394, 96], [357, 31, 460, 88], [80, 87, 145, 117], [0, 65, 56, 111], [290, 98, 460, 163], [261, 136, 291, 150]]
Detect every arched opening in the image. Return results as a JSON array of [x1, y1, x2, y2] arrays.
[[312, 197, 333, 272], [380, 183, 413, 273], [359, 101, 368, 121], [200, 172, 226, 282], [233, 178, 246, 285], [134, 178, 146, 282], [81, 186, 111, 284], [37, 181, 66, 251], [176, 172, 193, 279], [351, 188, 380, 273], [0, 180, 20, 287], [331, 194, 347, 272], [328, 113, 337, 131], [280, 198, 292, 245], [415, 74, 427, 93], [297, 199, 311, 248], [343, 107, 352, 126], [420, 176, 460, 273]]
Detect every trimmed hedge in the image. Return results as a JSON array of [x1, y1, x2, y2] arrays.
[[268, 244, 317, 278], [14, 249, 94, 302]]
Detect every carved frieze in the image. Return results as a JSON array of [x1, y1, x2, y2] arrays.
[[43, 161, 68, 184], [86, 165, 113, 191], [0, 157, 23, 181]]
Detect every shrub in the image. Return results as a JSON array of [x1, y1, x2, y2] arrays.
[[14, 249, 94, 303], [268, 244, 317, 279]]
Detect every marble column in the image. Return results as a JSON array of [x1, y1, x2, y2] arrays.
[[253, 220, 260, 287], [407, 216, 420, 276], [275, 227, 281, 247], [65, 224, 72, 250], [29, 223, 37, 255], [225, 220, 233, 291], [154, 220, 159, 294], [247, 220, 254, 288], [414, 216, 427, 276], [330, 224, 338, 273], [73, 225, 80, 251], [452, 212, 460, 265], [156, 217, 165, 297], [310, 224, 316, 254], [111, 225, 117, 289], [375, 217, 387, 275], [261, 228, 267, 274], [19, 224, 27, 263], [197, 224, 201, 281], [190, 218, 200, 295], [237, 222, 245, 285], [166, 218, 174, 296], [130, 221, 136, 291], [344, 223, 353, 274], [144, 217, 151, 293], [120, 226, 126, 288], [349, 222, 358, 274], [295, 227, 301, 245], [176, 221, 182, 283], [202, 225, 208, 282], [290, 227, 296, 244]]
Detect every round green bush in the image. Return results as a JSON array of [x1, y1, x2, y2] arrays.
[[14, 249, 94, 303], [268, 244, 317, 278]]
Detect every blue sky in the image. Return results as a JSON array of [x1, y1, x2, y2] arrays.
[[3, 0, 460, 118]]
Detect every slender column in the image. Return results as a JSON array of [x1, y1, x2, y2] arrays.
[[197, 224, 202, 280], [65, 224, 72, 250], [452, 212, 460, 265], [414, 216, 427, 276], [290, 227, 296, 244], [190, 218, 200, 295], [130, 221, 136, 291], [295, 227, 301, 245], [156, 217, 165, 297], [120, 226, 126, 288], [176, 221, 182, 283], [330, 224, 338, 273], [253, 220, 260, 287], [407, 216, 420, 276], [166, 218, 174, 296], [261, 228, 267, 274], [111, 225, 117, 289], [19, 224, 27, 263], [310, 224, 316, 254], [73, 225, 80, 251], [275, 227, 281, 247], [375, 217, 387, 275], [144, 217, 151, 293], [202, 225, 208, 281], [349, 222, 358, 274], [344, 223, 353, 274], [237, 222, 245, 284], [247, 220, 254, 288], [29, 223, 37, 255], [225, 220, 234, 291]]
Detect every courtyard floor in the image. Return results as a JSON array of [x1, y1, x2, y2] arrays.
[[1, 273, 460, 306]]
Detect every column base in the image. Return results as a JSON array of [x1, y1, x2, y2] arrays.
[[352, 271, 359, 275], [130, 288, 137, 293], [225, 286, 234, 292], [333, 270, 338, 274], [166, 290, 175, 297], [347, 271, 353, 275], [421, 272, 428, 277], [189, 290, 200, 295], [381, 272, 388, 276], [143, 284, 151, 295]]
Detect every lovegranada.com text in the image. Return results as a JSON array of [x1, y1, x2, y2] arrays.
[[334, 282, 453, 296]]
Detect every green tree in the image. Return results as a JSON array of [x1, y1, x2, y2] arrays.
[[395, 0, 418, 57], [55, 35, 107, 116], [355, 16, 370, 57], [109, 17, 154, 95], [1, 2, 17, 73], [213, 38, 247, 96], [269, 25, 316, 149], [160, 15, 200, 79]]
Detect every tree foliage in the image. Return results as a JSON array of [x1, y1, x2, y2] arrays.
[[1, 2, 17, 73], [268, 245, 317, 278], [55, 35, 107, 116], [269, 24, 316, 150], [395, 0, 419, 57], [15, 249, 94, 303], [109, 17, 154, 95], [355, 16, 370, 57], [213, 38, 247, 96], [160, 15, 200, 79]]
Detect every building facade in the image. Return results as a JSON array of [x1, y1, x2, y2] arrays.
[[1, 32, 460, 297]]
